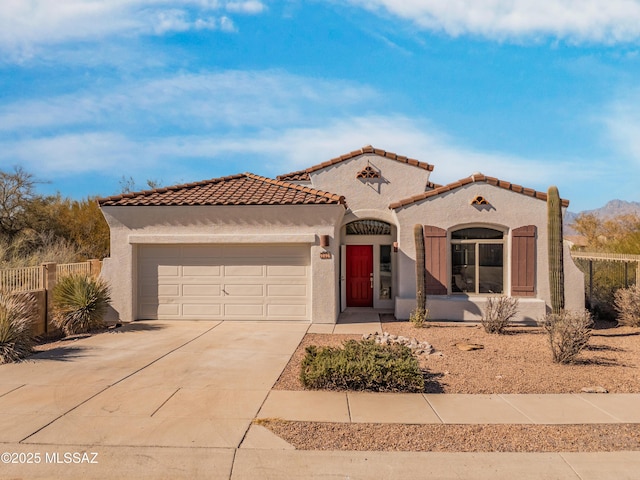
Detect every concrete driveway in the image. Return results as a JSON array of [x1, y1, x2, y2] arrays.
[[0, 320, 307, 479]]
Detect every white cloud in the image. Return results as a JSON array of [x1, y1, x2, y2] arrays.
[[0, 70, 377, 134], [345, 0, 640, 42], [226, 1, 266, 14], [0, 0, 263, 58]]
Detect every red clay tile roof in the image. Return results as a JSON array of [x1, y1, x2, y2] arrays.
[[98, 173, 346, 207], [277, 145, 434, 180], [276, 169, 311, 182], [389, 173, 570, 210]]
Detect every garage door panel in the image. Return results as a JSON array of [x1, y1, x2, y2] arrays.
[[224, 265, 264, 277], [183, 304, 221, 316], [138, 245, 310, 321], [156, 265, 180, 277], [225, 304, 264, 316], [182, 265, 221, 276], [224, 284, 264, 296], [182, 284, 221, 296], [267, 304, 307, 317], [267, 284, 307, 296], [267, 265, 307, 276]]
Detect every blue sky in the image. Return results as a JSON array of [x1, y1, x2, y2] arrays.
[[1, 1, 640, 212]]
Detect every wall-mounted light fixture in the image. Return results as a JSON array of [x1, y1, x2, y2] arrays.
[[392, 241, 398, 252], [320, 235, 330, 247]]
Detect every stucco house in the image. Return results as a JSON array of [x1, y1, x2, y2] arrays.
[[98, 145, 584, 324]]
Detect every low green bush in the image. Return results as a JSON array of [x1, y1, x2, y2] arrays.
[[300, 339, 425, 392], [52, 275, 111, 335], [0, 291, 36, 364]]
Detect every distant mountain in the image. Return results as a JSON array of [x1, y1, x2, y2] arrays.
[[565, 200, 640, 235]]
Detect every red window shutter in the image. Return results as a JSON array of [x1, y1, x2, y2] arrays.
[[423, 226, 447, 295], [511, 225, 536, 297]]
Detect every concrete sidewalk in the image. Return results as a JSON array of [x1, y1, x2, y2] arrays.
[[257, 390, 640, 425]]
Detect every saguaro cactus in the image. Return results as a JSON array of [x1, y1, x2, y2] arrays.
[[547, 186, 565, 315], [414, 224, 426, 311]]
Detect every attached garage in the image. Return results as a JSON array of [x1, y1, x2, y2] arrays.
[[137, 244, 310, 321]]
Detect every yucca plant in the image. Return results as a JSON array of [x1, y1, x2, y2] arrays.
[[52, 275, 111, 335], [0, 291, 37, 364]]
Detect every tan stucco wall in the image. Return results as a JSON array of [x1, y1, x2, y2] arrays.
[[101, 204, 345, 323], [392, 182, 585, 322], [309, 154, 432, 215]]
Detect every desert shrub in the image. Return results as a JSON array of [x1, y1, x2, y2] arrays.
[[409, 306, 428, 328], [300, 340, 424, 392], [614, 286, 640, 327], [481, 296, 519, 334], [52, 275, 111, 335], [541, 309, 593, 364], [0, 291, 37, 364]]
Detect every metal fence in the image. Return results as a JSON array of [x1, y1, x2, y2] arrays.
[[571, 251, 640, 318]]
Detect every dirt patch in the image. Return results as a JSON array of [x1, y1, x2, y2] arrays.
[[258, 420, 640, 452], [274, 320, 640, 394]]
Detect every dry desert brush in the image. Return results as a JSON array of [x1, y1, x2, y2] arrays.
[[541, 309, 593, 364], [481, 296, 519, 334], [0, 291, 37, 364], [614, 286, 640, 327], [52, 274, 111, 335], [300, 339, 425, 392]]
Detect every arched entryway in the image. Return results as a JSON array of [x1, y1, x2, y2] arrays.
[[341, 219, 396, 311]]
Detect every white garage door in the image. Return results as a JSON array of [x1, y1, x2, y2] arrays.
[[137, 245, 310, 320]]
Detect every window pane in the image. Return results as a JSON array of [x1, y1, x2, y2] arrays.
[[451, 244, 476, 293], [451, 228, 503, 240], [479, 244, 504, 293], [380, 245, 392, 299]]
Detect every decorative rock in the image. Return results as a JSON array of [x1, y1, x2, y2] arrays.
[[581, 386, 608, 394], [362, 332, 436, 356]]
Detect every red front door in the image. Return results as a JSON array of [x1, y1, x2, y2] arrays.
[[346, 245, 373, 307]]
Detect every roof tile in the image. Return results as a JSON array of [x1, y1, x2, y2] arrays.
[[98, 173, 346, 207], [276, 145, 434, 180], [389, 174, 570, 209]]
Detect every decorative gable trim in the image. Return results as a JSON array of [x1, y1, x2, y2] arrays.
[[356, 165, 381, 179]]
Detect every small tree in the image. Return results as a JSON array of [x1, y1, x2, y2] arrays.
[[481, 296, 519, 334]]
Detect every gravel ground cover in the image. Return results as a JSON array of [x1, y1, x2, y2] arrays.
[[257, 420, 640, 452], [268, 318, 640, 452], [274, 319, 640, 394]]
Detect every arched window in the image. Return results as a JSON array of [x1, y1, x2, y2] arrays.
[[345, 220, 391, 235], [451, 227, 504, 294]]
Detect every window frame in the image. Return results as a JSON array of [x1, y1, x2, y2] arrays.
[[450, 226, 506, 295]]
